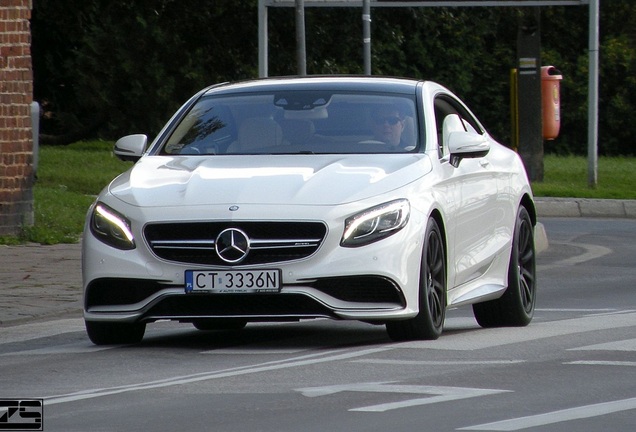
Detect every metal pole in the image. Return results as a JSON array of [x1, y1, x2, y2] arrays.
[[30, 102, 40, 176], [258, 0, 268, 77], [296, 0, 307, 75], [587, 0, 599, 188], [363, 0, 371, 75], [516, 7, 543, 182]]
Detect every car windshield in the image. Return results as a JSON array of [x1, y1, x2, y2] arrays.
[[160, 91, 419, 155]]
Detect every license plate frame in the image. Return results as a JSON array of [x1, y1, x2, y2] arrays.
[[185, 269, 281, 293]]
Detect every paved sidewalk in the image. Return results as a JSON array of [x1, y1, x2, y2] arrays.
[[1, 198, 635, 328], [0, 243, 82, 326]]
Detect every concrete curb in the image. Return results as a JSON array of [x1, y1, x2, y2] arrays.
[[535, 197, 636, 219]]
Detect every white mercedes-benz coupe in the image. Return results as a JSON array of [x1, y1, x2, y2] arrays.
[[82, 76, 537, 345]]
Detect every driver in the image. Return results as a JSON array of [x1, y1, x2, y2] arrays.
[[371, 105, 406, 147]]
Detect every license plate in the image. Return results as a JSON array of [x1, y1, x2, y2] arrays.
[[185, 269, 281, 293]]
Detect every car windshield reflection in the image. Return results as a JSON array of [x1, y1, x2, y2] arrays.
[[161, 92, 420, 155]]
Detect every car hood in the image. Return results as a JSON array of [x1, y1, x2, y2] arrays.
[[108, 154, 432, 207]]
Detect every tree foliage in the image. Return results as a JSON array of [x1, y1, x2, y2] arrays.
[[31, 1, 636, 155], [32, 0, 258, 140]]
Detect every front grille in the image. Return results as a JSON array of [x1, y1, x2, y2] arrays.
[[144, 221, 327, 265]]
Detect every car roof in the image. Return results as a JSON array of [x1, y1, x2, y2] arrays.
[[203, 76, 427, 96]]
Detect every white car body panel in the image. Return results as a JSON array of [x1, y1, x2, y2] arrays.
[[109, 154, 433, 207], [82, 77, 535, 342]]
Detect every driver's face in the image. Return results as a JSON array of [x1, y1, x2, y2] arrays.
[[372, 110, 404, 146]]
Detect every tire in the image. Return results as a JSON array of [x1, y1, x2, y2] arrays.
[[192, 319, 247, 331], [473, 206, 536, 327], [85, 320, 146, 345], [386, 218, 446, 341]]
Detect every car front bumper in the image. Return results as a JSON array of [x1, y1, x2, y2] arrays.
[[82, 201, 428, 324]]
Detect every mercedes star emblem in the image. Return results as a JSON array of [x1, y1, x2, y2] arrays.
[[215, 228, 250, 263]]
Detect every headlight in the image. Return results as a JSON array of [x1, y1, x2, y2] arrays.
[[90, 203, 135, 250], [341, 199, 410, 247]]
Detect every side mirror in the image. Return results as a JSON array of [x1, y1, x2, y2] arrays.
[[114, 134, 147, 162], [447, 131, 490, 168]]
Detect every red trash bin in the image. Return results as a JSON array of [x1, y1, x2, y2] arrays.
[[541, 66, 562, 140]]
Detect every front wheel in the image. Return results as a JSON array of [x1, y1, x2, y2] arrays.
[[473, 206, 536, 327], [386, 218, 446, 341], [85, 320, 146, 345]]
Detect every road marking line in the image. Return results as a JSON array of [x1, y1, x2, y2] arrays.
[[553, 242, 612, 265], [353, 359, 525, 366], [399, 311, 636, 351], [42, 346, 391, 406], [565, 360, 636, 367], [297, 382, 510, 412], [538, 242, 611, 271], [458, 397, 636, 431], [535, 308, 616, 313], [568, 337, 636, 352]]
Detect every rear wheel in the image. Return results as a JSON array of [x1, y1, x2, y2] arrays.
[[473, 206, 536, 327], [386, 218, 446, 341], [85, 320, 146, 345]]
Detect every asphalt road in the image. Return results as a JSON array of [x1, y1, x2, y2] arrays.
[[1, 217, 635, 432]]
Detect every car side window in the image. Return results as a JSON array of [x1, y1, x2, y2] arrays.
[[434, 98, 460, 158], [458, 111, 482, 136]]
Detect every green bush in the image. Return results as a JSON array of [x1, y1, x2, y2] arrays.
[[18, 141, 130, 245]]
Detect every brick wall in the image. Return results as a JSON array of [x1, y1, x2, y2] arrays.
[[0, 0, 34, 236]]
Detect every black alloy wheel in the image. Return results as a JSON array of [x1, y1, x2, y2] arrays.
[[473, 205, 536, 327], [386, 218, 446, 341]]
